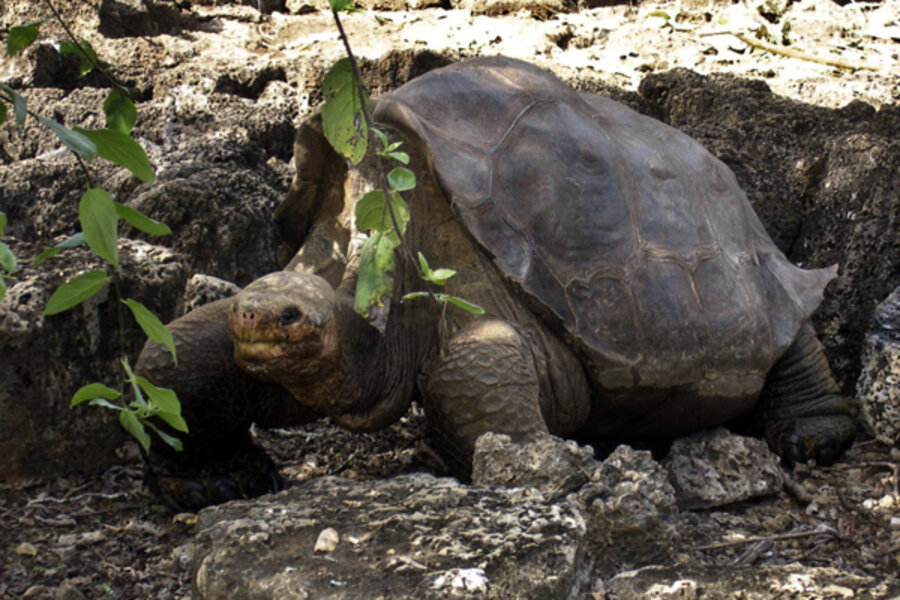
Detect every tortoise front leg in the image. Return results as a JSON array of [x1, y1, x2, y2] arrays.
[[421, 319, 549, 477], [136, 298, 317, 511], [753, 323, 856, 465]]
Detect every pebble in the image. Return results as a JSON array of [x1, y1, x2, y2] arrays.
[[314, 527, 340, 553], [14, 542, 37, 556], [890, 516, 900, 530]]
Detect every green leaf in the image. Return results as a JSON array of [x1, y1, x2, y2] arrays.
[[74, 128, 155, 183], [43, 269, 109, 315], [71, 382, 121, 408], [427, 268, 457, 286], [355, 190, 387, 233], [121, 357, 149, 410], [135, 375, 180, 416], [646, 10, 671, 20], [143, 421, 183, 452], [445, 295, 485, 315], [37, 116, 97, 160], [355, 189, 409, 237], [416, 251, 431, 277], [103, 89, 137, 134], [354, 232, 398, 316], [321, 58, 368, 165], [328, 0, 355, 10], [115, 203, 170, 236], [120, 410, 151, 452], [385, 150, 410, 165], [387, 167, 416, 192], [58, 39, 97, 77], [1, 85, 28, 126], [7, 19, 47, 57], [79, 189, 119, 268], [33, 232, 86, 268], [0, 102, 6, 126], [0, 241, 15, 273], [122, 298, 177, 364], [0, 212, 5, 234], [371, 127, 389, 149], [0, 279, 6, 302]]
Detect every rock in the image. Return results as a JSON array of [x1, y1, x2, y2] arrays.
[[574, 445, 677, 576], [97, 0, 181, 38], [192, 474, 586, 599], [602, 564, 890, 600], [471, 432, 595, 500], [183, 274, 241, 314], [855, 287, 900, 445], [662, 428, 783, 510], [450, 0, 575, 17]]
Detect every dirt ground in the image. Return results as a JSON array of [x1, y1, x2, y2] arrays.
[[1, 0, 900, 598]]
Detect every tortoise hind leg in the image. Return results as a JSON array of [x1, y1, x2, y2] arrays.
[[754, 323, 855, 465], [422, 319, 549, 477], [136, 298, 317, 511]]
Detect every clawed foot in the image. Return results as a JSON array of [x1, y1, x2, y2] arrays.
[[769, 414, 856, 467]]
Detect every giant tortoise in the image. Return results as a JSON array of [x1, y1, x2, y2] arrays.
[[136, 56, 855, 511]]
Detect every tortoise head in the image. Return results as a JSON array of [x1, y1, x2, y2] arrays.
[[229, 272, 343, 411]]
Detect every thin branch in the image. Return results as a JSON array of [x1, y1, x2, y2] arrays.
[[701, 30, 892, 72], [43, 0, 132, 97], [331, 8, 419, 274], [694, 526, 840, 551]]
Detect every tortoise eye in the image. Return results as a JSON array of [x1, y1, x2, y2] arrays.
[[279, 307, 301, 327]]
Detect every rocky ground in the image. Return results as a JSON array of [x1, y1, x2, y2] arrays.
[[1, 0, 900, 598]]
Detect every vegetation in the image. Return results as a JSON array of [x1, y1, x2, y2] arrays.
[[1, 6, 185, 453]]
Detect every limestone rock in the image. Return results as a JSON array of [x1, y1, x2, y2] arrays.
[[574, 445, 677, 576], [471, 432, 595, 500], [450, 0, 576, 17], [856, 287, 900, 445], [192, 474, 586, 599], [183, 274, 241, 314], [602, 564, 889, 600], [662, 428, 783, 510]]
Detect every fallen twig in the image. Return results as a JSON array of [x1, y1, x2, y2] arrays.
[[695, 525, 839, 551], [700, 30, 890, 72]]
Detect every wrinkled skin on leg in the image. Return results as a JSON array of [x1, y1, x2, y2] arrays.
[[751, 323, 855, 465]]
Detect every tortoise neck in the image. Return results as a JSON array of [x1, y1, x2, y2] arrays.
[[324, 294, 438, 432]]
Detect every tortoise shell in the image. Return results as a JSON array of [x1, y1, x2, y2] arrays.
[[372, 56, 835, 396]]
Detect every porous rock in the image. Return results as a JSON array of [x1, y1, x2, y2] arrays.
[[856, 287, 900, 445], [602, 564, 889, 600], [192, 474, 586, 599], [183, 274, 242, 314], [472, 432, 595, 500], [662, 428, 783, 510], [450, 0, 575, 17], [574, 445, 677, 575]]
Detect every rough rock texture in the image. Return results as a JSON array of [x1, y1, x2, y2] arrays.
[[471, 432, 594, 500], [575, 445, 678, 576], [192, 474, 587, 599], [602, 564, 895, 600], [856, 287, 900, 446], [183, 274, 242, 314], [663, 428, 784, 510]]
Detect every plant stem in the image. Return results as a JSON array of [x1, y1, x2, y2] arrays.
[[330, 8, 419, 273], [43, 0, 133, 98]]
